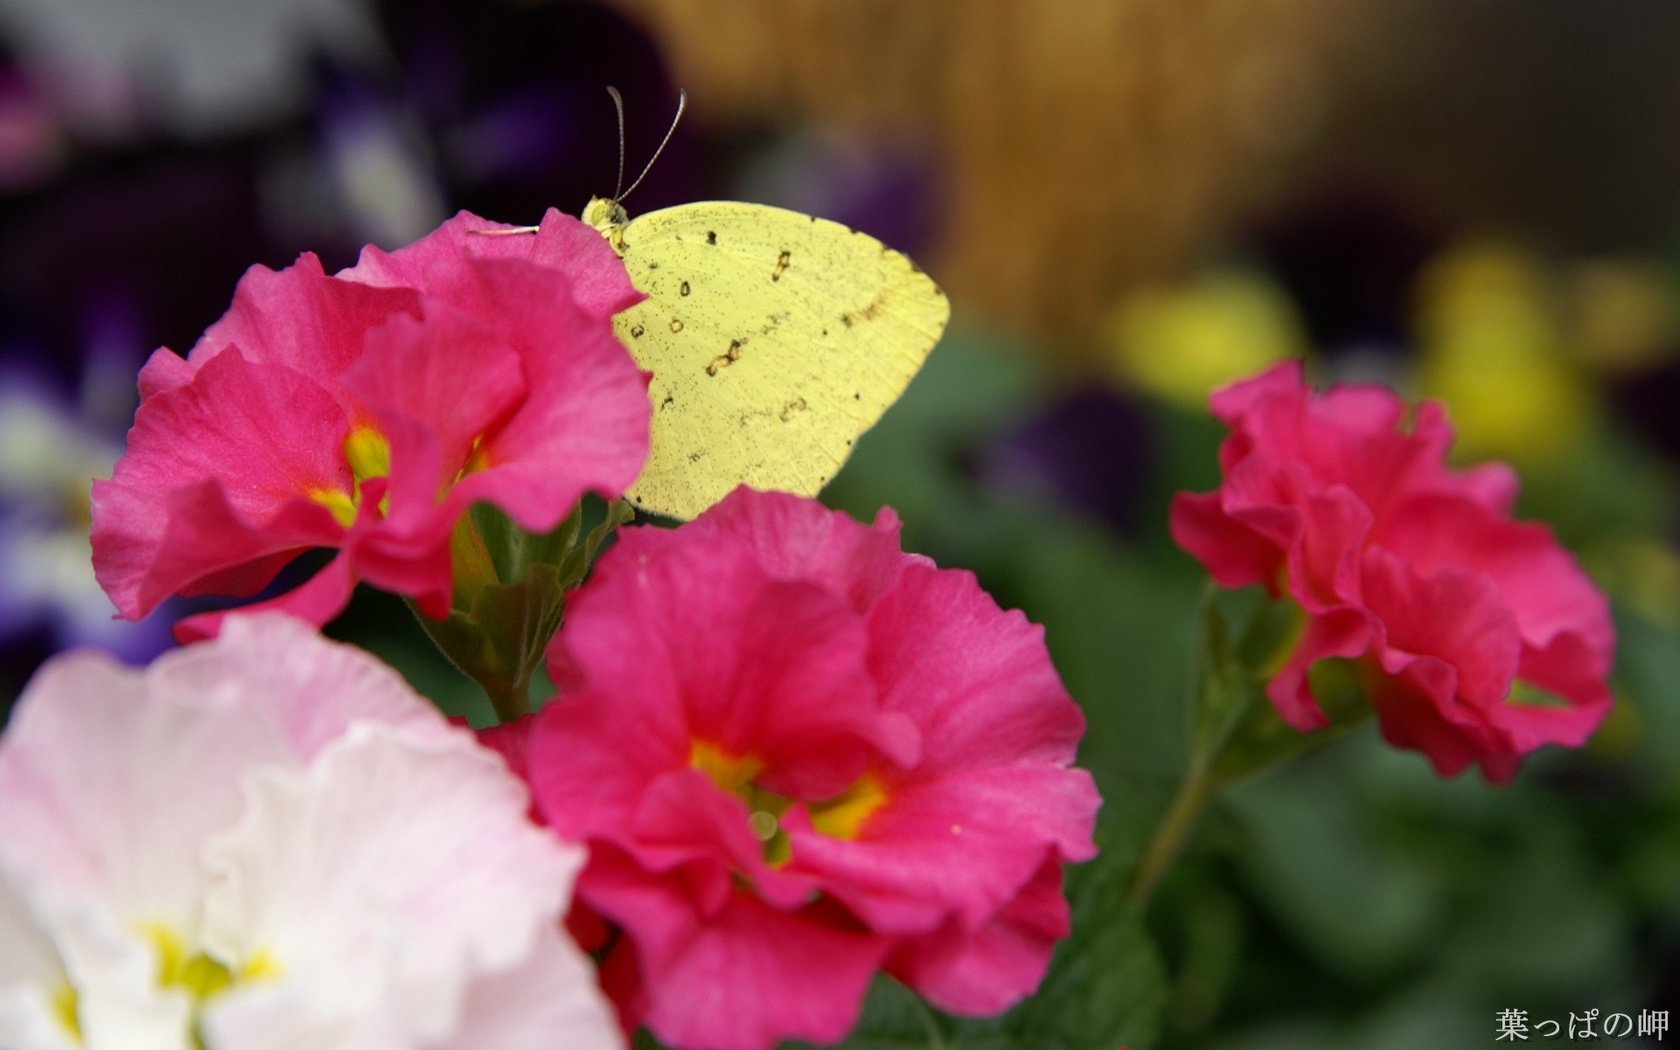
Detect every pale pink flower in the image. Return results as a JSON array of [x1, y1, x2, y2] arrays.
[[0, 613, 621, 1050]]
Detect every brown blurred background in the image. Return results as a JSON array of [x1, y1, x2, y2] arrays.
[[602, 0, 1680, 354]]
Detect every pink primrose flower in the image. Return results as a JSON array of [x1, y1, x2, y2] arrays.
[[0, 613, 621, 1050], [1171, 361, 1614, 780], [521, 488, 1100, 1050], [91, 209, 650, 639]]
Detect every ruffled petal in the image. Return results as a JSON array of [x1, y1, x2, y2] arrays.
[[93, 349, 351, 620], [786, 767, 1096, 935], [886, 857, 1070, 1016], [200, 722, 589, 1045], [578, 853, 885, 1050], [442, 256, 651, 532], [342, 209, 640, 321], [864, 564, 1084, 774], [188, 253, 421, 393]]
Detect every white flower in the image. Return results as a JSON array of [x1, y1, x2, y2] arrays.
[[0, 614, 621, 1050]]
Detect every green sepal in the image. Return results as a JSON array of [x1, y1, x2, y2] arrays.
[[412, 498, 635, 722], [1189, 586, 1369, 785], [411, 562, 565, 724]]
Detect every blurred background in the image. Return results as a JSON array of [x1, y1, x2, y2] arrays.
[[0, 1, 1676, 1047]]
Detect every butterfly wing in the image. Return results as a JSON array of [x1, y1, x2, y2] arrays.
[[610, 201, 949, 520]]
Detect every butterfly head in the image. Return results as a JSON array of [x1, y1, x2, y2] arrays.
[[582, 196, 631, 251]]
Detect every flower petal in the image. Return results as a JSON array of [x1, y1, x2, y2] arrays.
[[93, 349, 351, 620], [885, 856, 1070, 1015], [201, 721, 591, 1044]]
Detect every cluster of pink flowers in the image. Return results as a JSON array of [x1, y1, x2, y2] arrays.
[[1171, 362, 1615, 779], [2, 209, 1109, 1050], [91, 209, 651, 640], [2, 200, 1616, 1049]]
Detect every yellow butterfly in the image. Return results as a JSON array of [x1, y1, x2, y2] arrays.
[[583, 192, 950, 520]]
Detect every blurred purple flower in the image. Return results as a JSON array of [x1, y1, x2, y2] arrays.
[[975, 385, 1156, 537], [0, 363, 176, 668]]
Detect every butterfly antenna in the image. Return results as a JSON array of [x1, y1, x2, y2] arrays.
[[606, 85, 628, 199], [619, 88, 686, 204]]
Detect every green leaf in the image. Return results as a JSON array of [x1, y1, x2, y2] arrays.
[[1224, 746, 1441, 982], [1188, 587, 1244, 767]]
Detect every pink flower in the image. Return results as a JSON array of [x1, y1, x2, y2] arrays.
[[0, 613, 621, 1050], [1171, 361, 1614, 780], [91, 209, 650, 639], [521, 488, 1100, 1050]]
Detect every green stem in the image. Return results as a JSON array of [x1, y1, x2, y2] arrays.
[[1125, 758, 1221, 906]]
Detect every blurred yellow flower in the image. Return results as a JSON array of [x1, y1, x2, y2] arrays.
[[1104, 269, 1306, 409], [1413, 242, 1595, 468]]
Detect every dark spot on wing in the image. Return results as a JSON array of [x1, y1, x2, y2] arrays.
[[842, 293, 888, 328], [630, 323, 645, 339], [669, 318, 684, 333], [772, 250, 791, 282], [705, 339, 744, 376], [680, 280, 691, 297], [706, 230, 717, 245]]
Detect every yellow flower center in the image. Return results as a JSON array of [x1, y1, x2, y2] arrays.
[[128, 922, 281, 1049], [52, 983, 80, 1041], [808, 773, 888, 840], [689, 740, 888, 866], [343, 425, 391, 482], [309, 423, 393, 527]]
